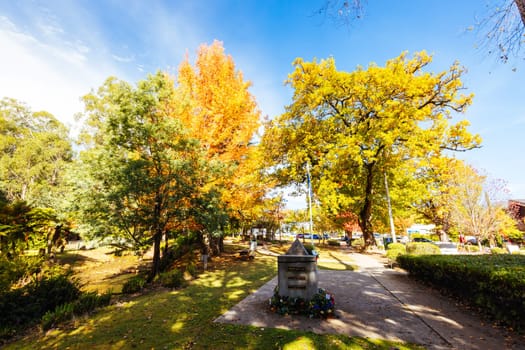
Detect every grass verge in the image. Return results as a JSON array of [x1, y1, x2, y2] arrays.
[[5, 246, 422, 350]]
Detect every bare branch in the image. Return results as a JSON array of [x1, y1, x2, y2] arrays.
[[475, 0, 525, 62], [315, 0, 525, 63], [314, 0, 367, 27]]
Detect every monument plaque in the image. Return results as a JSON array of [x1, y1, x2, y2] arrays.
[[277, 239, 318, 300]]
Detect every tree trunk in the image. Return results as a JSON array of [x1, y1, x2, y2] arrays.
[[149, 194, 162, 282], [209, 234, 223, 255], [47, 233, 53, 255], [359, 163, 376, 249], [200, 232, 212, 260], [150, 228, 162, 282], [384, 171, 396, 243], [163, 231, 169, 256], [219, 235, 224, 252]]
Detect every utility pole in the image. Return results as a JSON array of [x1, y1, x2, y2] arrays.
[[384, 171, 396, 243], [306, 162, 314, 248]]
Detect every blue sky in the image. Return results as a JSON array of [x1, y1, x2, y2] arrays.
[[1, 1, 524, 209]]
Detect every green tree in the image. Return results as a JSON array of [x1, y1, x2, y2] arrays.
[[263, 52, 480, 249], [78, 72, 213, 280], [0, 98, 72, 209], [0, 198, 63, 258]]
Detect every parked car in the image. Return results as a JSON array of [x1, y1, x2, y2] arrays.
[[412, 237, 433, 243], [383, 235, 406, 247], [465, 236, 478, 245]]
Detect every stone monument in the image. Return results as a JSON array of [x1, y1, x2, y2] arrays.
[[277, 239, 318, 300]]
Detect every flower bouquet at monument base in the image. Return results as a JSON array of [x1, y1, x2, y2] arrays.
[[268, 286, 335, 319]]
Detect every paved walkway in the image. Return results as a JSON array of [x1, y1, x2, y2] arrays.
[[215, 251, 525, 350]]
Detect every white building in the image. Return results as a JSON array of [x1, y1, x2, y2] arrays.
[[407, 224, 435, 236]]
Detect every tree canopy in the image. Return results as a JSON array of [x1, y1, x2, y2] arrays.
[[75, 42, 266, 278], [176, 41, 271, 242], [78, 72, 217, 279], [262, 51, 481, 248], [0, 98, 72, 208]]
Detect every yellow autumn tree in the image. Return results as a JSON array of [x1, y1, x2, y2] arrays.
[[262, 51, 481, 249]]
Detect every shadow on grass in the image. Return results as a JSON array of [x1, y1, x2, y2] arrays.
[[55, 250, 151, 294], [55, 251, 99, 265], [317, 252, 356, 271], [5, 254, 420, 350]]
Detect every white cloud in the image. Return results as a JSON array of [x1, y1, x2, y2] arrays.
[[112, 54, 135, 63], [37, 21, 64, 37], [0, 15, 121, 134], [508, 183, 525, 200]]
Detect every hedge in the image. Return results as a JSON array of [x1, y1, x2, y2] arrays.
[[405, 242, 441, 255], [397, 254, 525, 330], [385, 243, 406, 263]]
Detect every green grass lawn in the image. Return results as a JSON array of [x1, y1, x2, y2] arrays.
[[5, 245, 423, 350]]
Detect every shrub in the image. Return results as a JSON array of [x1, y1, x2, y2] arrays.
[[491, 247, 507, 255], [74, 291, 111, 314], [41, 290, 112, 331], [387, 243, 405, 251], [0, 273, 80, 340], [303, 244, 315, 254], [0, 255, 45, 292], [32, 274, 81, 311], [385, 243, 406, 263], [397, 254, 525, 330], [158, 269, 185, 289], [41, 302, 75, 331], [464, 244, 480, 253], [0, 288, 26, 339], [121, 275, 146, 294], [351, 238, 364, 247], [406, 242, 440, 255], [386, 248, 405, 262], [186, 262, 197, 278], [328, 239, 340, 246]]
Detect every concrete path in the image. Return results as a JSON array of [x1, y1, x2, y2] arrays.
[[215, 251, 525, 350]]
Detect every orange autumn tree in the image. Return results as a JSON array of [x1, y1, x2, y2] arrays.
[[177, 40, 260, 161], [176, 41, 263, 251]]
